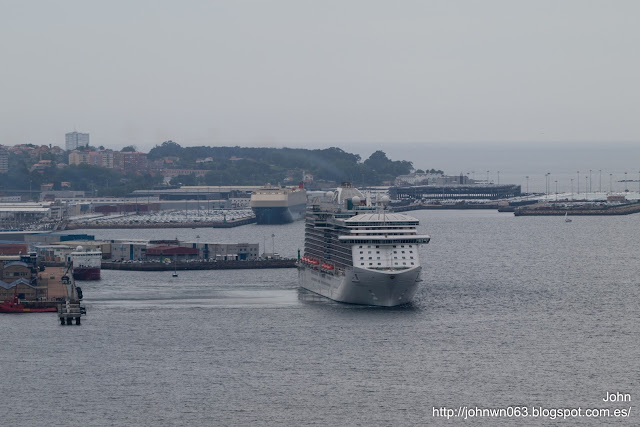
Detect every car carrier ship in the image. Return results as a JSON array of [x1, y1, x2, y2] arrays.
[[250, 184, 307, 224], [298, 183, 430, 306]]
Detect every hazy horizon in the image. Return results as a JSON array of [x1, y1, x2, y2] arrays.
[[2, 1, 639, 149]]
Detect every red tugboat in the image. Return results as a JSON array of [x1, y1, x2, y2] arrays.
[[0, 287, 57, 313]]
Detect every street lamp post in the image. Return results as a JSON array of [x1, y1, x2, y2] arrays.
[[577, 171, 580, 195], [545, 173, 551, 196], [585, 177, 588, 198], [571, 178, 574, 199], [555, 180, 558, 202], [609, 173, 613, 193], [525, 176, 529, 195], [599, 170, 602, 193]]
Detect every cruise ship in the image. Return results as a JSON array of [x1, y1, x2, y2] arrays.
[[70, 246, 102, 280], [298, 183, 430, 306], [250, 184, 307, 224]]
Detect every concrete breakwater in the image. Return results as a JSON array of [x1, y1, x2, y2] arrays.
[[65, 216, 256, 230], [514, 202, 640, 216], [102, 259, 296, 271]]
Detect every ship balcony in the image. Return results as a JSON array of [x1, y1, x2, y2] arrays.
[[339, 235, 430, 245]]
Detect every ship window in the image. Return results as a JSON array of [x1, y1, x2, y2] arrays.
[[409, 245, 412, 248], [359, 251, 363, 254], [368, 257, 372, 260], [359, 246, 362, 248], [409, 251, 413, 253], [402, 251, 405, 253], [403, 262, 406, 265], [393, 245, 396, 248], [376, 251, 379, 254], [360, 263, 364, 266], [394, 257, 397, 259], [377, 257, 380, 260], [360, 257, 363, 260], [402, 257, 406, 259], [369, 263, 372, 266], [368, 251, 371, 254], [410, 256, 413, 259], [401, 245, 405, 248], [376, 245, 379, 248], [411, 262, 414, 265]]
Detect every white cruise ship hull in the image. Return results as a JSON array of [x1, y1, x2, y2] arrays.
[[298, 265, 422, 307]]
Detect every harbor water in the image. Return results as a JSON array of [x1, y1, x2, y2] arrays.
[[1, 210, 638, 426]]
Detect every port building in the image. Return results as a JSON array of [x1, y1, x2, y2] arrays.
[[390, 184, 521, 201], [0, 258, 37, 300]]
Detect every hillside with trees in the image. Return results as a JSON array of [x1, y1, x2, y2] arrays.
[[0, 151, 161, 197], [149, 142, 416, 186], [0, 142, 440, 197]]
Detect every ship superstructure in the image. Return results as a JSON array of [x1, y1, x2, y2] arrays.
[[70, 246, 101, 280], [298, 183, 430, 306], [250, 184, 307, 224]]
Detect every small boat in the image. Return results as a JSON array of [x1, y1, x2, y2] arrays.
[[565, 212, 572, 223], [0, 289, 57, 313], [172, 254, 179, 277]]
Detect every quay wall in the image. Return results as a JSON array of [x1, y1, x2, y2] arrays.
[[65, 216, 256, 230], [101, 259, 296, 271]]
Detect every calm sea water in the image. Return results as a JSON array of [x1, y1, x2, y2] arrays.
[[2, 210, 638, 426]]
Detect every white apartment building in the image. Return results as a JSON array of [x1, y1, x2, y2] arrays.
[[65, 132, 90, 151], [0, 146, 8, 173]]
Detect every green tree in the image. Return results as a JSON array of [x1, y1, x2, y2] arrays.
[[147, 140, 182, 159]]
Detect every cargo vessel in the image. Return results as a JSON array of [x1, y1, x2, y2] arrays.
[[250, 184, 307, 224], [71, 246, 102, 280], [298, 183, 430, 306]]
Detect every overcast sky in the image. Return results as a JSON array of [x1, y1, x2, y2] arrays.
[[1, 0, 639, 151]]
